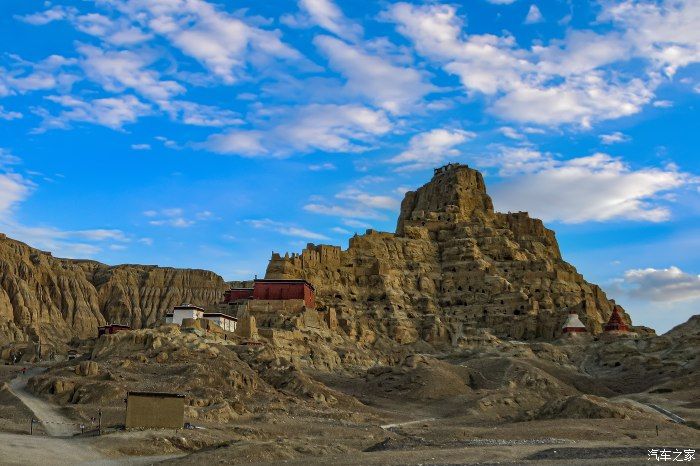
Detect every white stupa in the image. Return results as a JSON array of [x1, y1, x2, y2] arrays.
[[562, 310, 587, 333]]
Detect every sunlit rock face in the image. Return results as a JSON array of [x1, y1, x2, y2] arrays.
[[266, 163, 631, 344], [0, 234, 226, 345]]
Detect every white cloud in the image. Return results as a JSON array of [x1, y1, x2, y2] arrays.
[[331, 226, 350, 234], [105, 0, 301, 84], [342, 218, 372, 229], [600, 131, 631, 145], [481, 146, 555, 176], [524, 5, 543, 24], [304, 180, 400, 220], [486, 0, 517, 4], [599, 0, 700, 76], [0, 154, 128, 257], [0, 149, 21, 168], [205, 104, 391, 156], [0, 222, 128, 258], [498, 127, 523, 140], [131, 143, 151, 150], [19, 6, 151, 45], [389, 128, 475, 171], [36, 94, 151, 131], [15, 6, 76, 25], [652, 100, 673, 108], [533, 30, 630, 76], [245, 218, 329, 240], [617, 266, 700, 302], [169, 101, 243, 127], [144, 208, 195, 228], [314, 35, 434, 114], [490, 74, 655, 127], [303, 202, 382, 219], [386, 4, 533, 95], [72, 12, 152, 45], [0, 106, 23, 120], [309, 163, 336, 171], [336, 189, 400, 210], [144, 208, 217, 227], [0, 171, 128, 257], [0, 55, 79, 96], [0, 173, 32, 219], [288, 0, 363, 41], [78, 45, 184, 102], [70, 229, 128, 242], [385, 2, 697, 127], [77, 45, 243, 127], [489, 151, 689, 223]]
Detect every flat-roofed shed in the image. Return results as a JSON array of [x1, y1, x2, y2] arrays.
[[125, 391, 185, 429]]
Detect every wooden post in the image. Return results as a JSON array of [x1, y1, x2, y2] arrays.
[[98, 409, 102, 435], [30, 418, 34, 435]]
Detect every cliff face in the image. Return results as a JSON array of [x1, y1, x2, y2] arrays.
[[0, 233, 226, 345], [266, 163, 630, 343]]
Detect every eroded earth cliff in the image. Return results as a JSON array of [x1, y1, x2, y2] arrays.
[[266, 163, 631, 343], [0, 233, 226, 346]]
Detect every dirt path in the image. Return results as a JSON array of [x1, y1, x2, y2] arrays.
[[0, 432, 103, 465], [0, 432, 181, 466], [380, 418, 436, 429], [7, 368, 79, 437]]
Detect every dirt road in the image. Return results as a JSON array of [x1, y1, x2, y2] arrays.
[[2, 369, 184, 465], [7, 368, 79, 437]]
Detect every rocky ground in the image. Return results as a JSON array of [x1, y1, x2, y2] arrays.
[[0, 314, 695, 465]]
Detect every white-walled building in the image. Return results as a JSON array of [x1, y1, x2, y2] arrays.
[[165, 304, 237, 333], [165, 304, 204, 326], [203, 313, 237, 333]]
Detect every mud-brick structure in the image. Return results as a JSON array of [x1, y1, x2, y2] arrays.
[[125, 391, 185, 429], [265, 162, 633, 343], [223, 279, 316, 309]]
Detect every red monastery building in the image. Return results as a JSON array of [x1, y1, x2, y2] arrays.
[[224, 288, 254, 302], [604, 307, 630, 332], [223, 279, 315, 309]]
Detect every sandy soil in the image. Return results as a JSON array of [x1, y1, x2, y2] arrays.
[[7, 367, 80, 436]]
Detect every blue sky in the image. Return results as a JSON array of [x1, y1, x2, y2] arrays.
[[0, 0, 699, 333]]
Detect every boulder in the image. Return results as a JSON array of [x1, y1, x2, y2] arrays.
[[75, 360, 100, 376]]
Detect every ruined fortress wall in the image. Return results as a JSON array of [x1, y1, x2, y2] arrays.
[[266, 164, 630, 342]]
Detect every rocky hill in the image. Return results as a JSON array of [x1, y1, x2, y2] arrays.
[[1, 163, 632, 350], [0, 233, 226, 346], [266, 163, 630, 343]]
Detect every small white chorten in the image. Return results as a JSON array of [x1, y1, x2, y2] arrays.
[[562, 310, 587, 333]]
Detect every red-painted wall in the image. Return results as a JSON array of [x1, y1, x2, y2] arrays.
[[224, 288, 254, 303], [253, 282, 315, 308]]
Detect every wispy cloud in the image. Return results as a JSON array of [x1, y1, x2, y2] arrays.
[[389, 128, 475, 171], [144, 208, 207, 228], [245, 218, 329, 240], [35, 94, 151, 132], [205, 104, 391, 157], [524, 5, 543, 24], [600, 132, 630, 145], [283, 0, 363, 42]]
